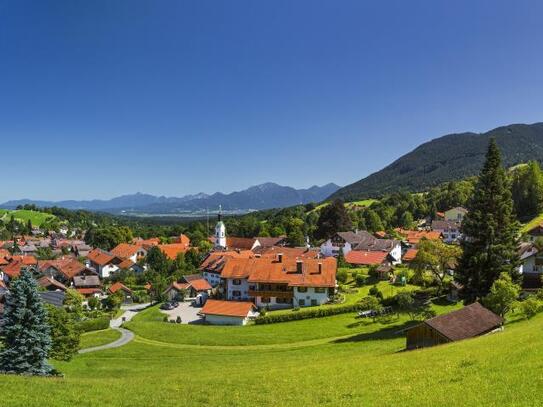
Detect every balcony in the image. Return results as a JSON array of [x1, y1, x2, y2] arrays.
[[248, 290, 294, 299]]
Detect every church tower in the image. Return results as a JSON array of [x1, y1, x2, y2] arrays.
[[215, 205, 226, 249]]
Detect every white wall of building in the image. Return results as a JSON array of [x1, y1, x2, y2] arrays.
[[203, 271, 222, 287], [225, 278, 251, 301], [293, 287, 330, 307], [204, 314, 249, 326], [320, 240, 352, 257]]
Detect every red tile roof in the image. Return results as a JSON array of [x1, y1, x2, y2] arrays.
[[188, 278, 212, 291], [76, 287, 103, 296], [118, 258, 136, 269], [87, 248, 116, 266], [39, 257, 86, 279], [172, 234, 190, 246], [159, 243, 189, 260], [108, 282, 133, 294], [226, 237, 257, 250], [395, 229, 442, 245], [247, 257, 337, 288], [200, 299, 255, 318], [111, 243, 142, 259], [344, 250, 388, 266], [402, 248, 419, 262]]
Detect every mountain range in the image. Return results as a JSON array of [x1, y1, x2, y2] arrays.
[[331, 122, 543, 201], [0, 183, 341, 215]]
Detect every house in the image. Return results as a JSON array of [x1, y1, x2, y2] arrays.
[[320, 231, 402, 264], [87, 248, 123, 278], [518, 242, 543, 290], [526, 223, 543, 242], [108, 282, 133, 303], [39, 291, 66, 308], [117, 258, 145, 274], [405, 303, 503, 350], [0, 255, 38, 283], [246, 256, 337, 309], [37, 276, 67, 291], [111, 243, 147, 263], [344, 250, 390, 267], [19, 244, 37, 256], [72, 243, 92, 257], [431, 220, 462, 244], [163, 274, 212, 302], [73, 274, 103, 298], [170, 234, 191, 247], [38, 257, 89, 284], [199, 250, 254, 287], [444, 207, 468, 222], [199, 299, 258, 325]]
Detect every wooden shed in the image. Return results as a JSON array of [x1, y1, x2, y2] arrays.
[[405, 302, 503, 350]]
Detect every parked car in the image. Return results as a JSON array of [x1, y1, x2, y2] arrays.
[[160, 302, 175, 310]]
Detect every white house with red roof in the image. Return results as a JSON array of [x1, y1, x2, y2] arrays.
[[199, 299, 258, 325]]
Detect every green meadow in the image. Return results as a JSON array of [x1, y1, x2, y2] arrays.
[[0, 209, 56, 227], [1, 303, 541, 406]]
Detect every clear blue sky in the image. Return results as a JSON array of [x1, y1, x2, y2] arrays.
[[1, 0, 543, 202]]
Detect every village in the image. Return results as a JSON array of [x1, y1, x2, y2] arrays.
[[1, 198, 541, 350]]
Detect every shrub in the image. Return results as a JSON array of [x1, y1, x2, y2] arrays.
[[369, 285, 384, 300], [520, 297, 541, 319], [355, 274, 367, 287], [78, 316, 110, 333], [336, 269, 348, 284], [359, 296, 381, 311], [176, 316, 182, 324], [255, 303, 366, 324]]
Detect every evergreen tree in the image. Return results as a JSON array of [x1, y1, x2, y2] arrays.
[[315, 199, 352, 240], [456, 139, 520, 303], [0, 270, 54, 375]]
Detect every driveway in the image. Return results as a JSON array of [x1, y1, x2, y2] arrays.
[[79, 303, 150, 354], [160, 301, 204, 324]]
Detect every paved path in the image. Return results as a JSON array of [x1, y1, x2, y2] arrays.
[[79, 303, 150, 354]]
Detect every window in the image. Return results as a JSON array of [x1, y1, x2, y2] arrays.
[[298, 299, 306, 306], [249, 285, 256, 290], [311, 299, 318, 306], [297, 287, 308, 293], [233, 279, 242, 285], [261, 297, 271, 303], [315, 287, 325, 293], [232, 290, 241, 297]]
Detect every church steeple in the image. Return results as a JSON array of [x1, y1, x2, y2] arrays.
[[214, 205, 226, 249]]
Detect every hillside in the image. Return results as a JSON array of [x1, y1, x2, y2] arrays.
[[332, 122, 543, 201], [1, 306, 541, 406], [0, 209, 56, 227], [1, 183, 340, 215]]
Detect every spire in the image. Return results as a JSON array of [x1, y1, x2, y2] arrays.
[[218, 205, 222, 221]]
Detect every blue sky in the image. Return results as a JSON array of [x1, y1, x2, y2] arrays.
[[1, 0, 543, 201]]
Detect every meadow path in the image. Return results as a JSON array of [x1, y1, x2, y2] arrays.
[[78, 303, 150, 354]]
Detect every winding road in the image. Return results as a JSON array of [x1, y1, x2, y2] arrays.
[[78, 303, 150, 354]]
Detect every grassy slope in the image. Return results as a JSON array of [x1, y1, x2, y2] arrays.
[[79, 329, 122, 349], [0, 209, 56, 227], [521, 212, 543, 233], [0, 312, 541, 406]]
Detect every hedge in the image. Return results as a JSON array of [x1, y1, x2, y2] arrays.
[[78, 316, 110, 333], [254, 303, 366, 325]]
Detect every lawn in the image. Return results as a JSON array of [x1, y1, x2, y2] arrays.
[[80, 329, 122, 349], [0, 309, 542, 405], [0, 209, 57, 227]]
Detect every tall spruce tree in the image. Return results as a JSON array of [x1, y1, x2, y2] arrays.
[[456, 139, 520, 303], [0, 270, 54, 376]]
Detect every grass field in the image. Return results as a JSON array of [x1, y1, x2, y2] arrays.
[[311, 199, 378, 213], [0, 306, 541, 406], [0, 209, 56, 227], [79, 329, 122, 349]]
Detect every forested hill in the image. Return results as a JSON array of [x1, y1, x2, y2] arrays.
[[331, 122, 543, 201]]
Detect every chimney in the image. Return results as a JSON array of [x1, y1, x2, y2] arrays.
[[318, 262, 322, 274], [278, 253, 283, 263], [296, 259, 303, 273]]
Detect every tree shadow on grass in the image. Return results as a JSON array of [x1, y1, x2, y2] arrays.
[[333, 320, 418, 344]]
